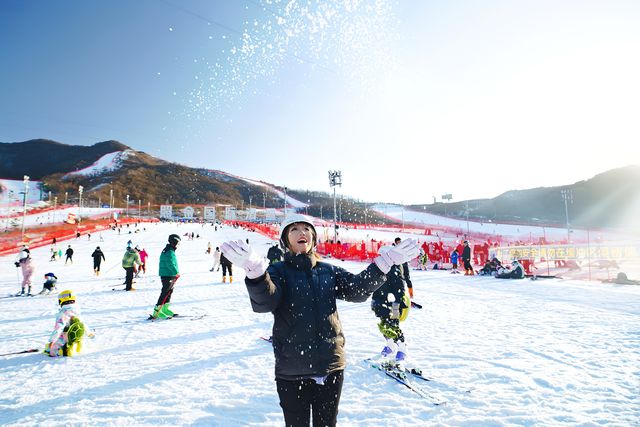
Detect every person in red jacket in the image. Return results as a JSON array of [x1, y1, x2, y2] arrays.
[[137, 247, 149, 276]]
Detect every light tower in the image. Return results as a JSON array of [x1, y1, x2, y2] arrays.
[[20, 175, 29, 240], [561, 189, 574, 244], [328, 170, 342, 243], [78, 185, 83, 223]]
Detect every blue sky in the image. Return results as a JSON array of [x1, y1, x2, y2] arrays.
[[1, 0, 639, 204]]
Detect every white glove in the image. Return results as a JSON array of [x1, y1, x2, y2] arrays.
[[374, 238, 420, 274], [220, 240, 269, 279]]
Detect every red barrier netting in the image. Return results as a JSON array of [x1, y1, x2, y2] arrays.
[[0, 217, 159, 256]]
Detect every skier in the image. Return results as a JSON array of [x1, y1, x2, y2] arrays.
[[221, 214, 419, 427], [50, 245, 57, 261], [137, 247, 149, 276], [206, 242, 212, 254], [209, 246, 221, 272], [220, 251, 233, 283], [15, 245, 35, 295], [44, 289, 91, 357], [151, 234, 181, 319], [371, 246, 412, 362], [266, 243, 283, 264], [91, 246, 106, 276], [122, 245, 141, 291], [462, 241, 473, 275], [39, 272, 58, 294], [450, 248, 460, 273], [65, 245, 74, 265]]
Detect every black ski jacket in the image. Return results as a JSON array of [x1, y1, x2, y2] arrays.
[[91, 249, 105, 262], [266, 245, 284, 264], [245, 252, 386, 381], [371, 264, 408, 319], [462, 245, 471, 261]]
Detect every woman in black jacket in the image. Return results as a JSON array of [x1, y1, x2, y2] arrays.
[[222, 214, 418, 427]]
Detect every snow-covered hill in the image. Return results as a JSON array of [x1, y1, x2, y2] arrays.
[[63, 150, 135, 179], [0, 222, 638, 426]]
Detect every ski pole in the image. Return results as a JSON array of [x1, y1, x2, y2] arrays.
[[0, 348, 39, 357]]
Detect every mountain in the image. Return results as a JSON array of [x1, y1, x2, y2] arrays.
[[0, 139, 386, 223], [1, 139, 637, 229], [0, 139, 129, 180], [409, 165, 640, 229]]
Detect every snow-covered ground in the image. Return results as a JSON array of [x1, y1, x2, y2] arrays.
[[0, 222, 638, 426]]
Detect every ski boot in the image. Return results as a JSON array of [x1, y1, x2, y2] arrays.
[[381, 338, 397, 358], [152, 305, 171, 319], [395, 342, 408, 363]]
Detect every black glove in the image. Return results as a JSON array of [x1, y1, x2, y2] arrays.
[[14, 262, 20, 267]]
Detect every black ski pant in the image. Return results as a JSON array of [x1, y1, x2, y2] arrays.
[[222, 263, 232, 277], [276, 370, 344, 427], [93, 260, 102, 272], [156, 276, 176, 306], [463, 259, 472, 271], [124, 267, 135, 290]]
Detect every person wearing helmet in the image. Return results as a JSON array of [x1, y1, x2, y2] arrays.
[[122, 245, 141, 291], [14, 245, 34, 296], [371, 246, 413, 362], [266, 243, 284, 265], [221, 213, 420, 427], [44, 290, 89, 357], [151, 234, 181, 319], [91, 246, 106, 276], [495, 259, 525, 279], [39, 272, 58, 295]]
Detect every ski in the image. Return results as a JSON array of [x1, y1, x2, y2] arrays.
[[400, 365, 473, 393], [367, 360, 447, 405], [411, 301, 423, 309], [0, 348, 40, 357], [259, 336, 272, 343], [145, 314, 206, 322]]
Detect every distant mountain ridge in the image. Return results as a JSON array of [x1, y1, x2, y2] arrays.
[[410, 165, 640, 229], [0, 139, 130, 180], [0, 139, 637, 229]]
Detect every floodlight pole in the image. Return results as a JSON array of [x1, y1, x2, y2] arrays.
[[21, 175, 29, 240], [283, 187, 288, 217], [78, 185, 83, 223], [328, 171, 342, 242], [561, 189, 573, 244]]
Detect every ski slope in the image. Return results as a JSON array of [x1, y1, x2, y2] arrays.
[[0, 222, 638, 426]]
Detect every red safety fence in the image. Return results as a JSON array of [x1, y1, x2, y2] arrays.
[[223, 220, 280, 240], [0, 217, 159, 256]]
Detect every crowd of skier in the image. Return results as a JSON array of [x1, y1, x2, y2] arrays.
[[8, 213, 537, 426]]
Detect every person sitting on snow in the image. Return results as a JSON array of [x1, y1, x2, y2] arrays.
[[39, 273, 58, 294], [45, 290, 92, 357], [495, 260, 525, 279]]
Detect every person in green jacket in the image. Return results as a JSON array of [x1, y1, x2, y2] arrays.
[[152, 234, 181, 319], [122, 246, 141, 291]]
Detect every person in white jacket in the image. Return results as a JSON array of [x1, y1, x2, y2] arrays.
[[15, 246, 35, 296], [209, 247, 221, 272]]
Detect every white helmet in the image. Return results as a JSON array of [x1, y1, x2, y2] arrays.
[[280, 214, 316, 250]]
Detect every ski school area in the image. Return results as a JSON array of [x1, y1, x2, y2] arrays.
[[0, 218, 638, 426]]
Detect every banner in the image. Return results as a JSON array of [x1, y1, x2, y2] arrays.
[[495, 243, 640, 261]]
